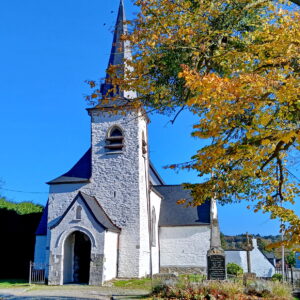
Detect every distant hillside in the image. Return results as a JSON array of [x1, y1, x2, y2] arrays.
[[221, 233, 281, 252], [0, 196, 44, 279], [0, 197, 43, 214]]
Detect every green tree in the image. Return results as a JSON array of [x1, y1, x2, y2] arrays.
[[286, 251, 296, 267]]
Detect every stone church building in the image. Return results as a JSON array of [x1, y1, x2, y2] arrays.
[[34, 0, 213, 285]]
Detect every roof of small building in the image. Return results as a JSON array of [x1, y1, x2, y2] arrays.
[[50, 191, 121, 233], [155, 185, 211, 226], [263, 251, 276, 260]]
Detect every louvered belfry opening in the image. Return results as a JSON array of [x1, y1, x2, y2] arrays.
[[105, 127, 124, 152]]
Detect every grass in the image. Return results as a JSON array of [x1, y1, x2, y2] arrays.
[[0, 279, 28, 288], [113, 278, 152, 290]]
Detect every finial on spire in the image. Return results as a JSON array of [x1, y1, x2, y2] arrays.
[[100, 0, 131, 97]]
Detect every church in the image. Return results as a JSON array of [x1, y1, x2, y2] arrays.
[[34, 0, 214, 285]]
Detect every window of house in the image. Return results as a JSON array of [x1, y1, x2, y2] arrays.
[[151, 207, 157, 247], [105, 126, 124, 153], [76, 206, 82, 220]]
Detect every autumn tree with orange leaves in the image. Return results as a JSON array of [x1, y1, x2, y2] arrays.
[[88, 0, 300, 248]]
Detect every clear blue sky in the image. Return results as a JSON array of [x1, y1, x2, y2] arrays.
[[0, 0, 298, 236]]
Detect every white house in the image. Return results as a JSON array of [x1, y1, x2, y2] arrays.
[[34, 0, 213, 285], [225, 239, 275, 277]]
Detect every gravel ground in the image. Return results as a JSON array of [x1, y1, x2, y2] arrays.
[[0, 285, 151, 300]]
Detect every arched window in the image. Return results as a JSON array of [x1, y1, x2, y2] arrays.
[[105, 126, 124, 152], [76, 206, 82, 220], [142, 132, 147, 155], [151, 207, 157, 247]]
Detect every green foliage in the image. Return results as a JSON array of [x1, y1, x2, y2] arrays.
[[221, 233, 281, 252], [0, 279, 28, 287], [0, 197, 43, 215], [286, 251, 296, 267], [227, 263, 243, 276], [272, 273, 283, 281]]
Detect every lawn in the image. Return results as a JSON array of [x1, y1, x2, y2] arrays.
[[113, 278, 152, 290], [0, 279, 28, 288]]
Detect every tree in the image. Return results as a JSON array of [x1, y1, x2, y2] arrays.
[[286, 251, 296, 267], [88, 0, 300, 247]]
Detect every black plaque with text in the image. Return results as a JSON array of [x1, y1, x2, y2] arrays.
[[207, 254, 226, 280]]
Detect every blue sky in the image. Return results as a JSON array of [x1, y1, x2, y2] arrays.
[[0, 0, 298, 236]]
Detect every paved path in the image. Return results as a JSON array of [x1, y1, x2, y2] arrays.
[[0, 285, 150, 300]]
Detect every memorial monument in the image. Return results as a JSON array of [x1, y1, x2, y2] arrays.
[[207, 198, 226, 280]]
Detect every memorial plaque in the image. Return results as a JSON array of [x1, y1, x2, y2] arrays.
[[207, 254, 226, 280]]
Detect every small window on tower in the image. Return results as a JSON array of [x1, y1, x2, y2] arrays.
[[105, 126, 124, 153], [142, 132, 147, 155]]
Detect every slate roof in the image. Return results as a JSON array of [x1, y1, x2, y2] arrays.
[[154, 185, 211, 226], [35, 201, 48, 235], [50, 191, 120, 233], [99, 0, 132, 100], [47, 149, 91, 184]]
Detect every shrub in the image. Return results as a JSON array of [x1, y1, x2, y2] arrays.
[[272, 273, 283, 281], [269, 280, 292, 299], [226, 263, 243, 276], [245, 280, 272, 297], [152, 278, 293, 299]]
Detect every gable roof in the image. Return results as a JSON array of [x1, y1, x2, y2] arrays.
[[35, 201, 48, 235], [50, 191, 121, 233], [155, 185, 211, 226]]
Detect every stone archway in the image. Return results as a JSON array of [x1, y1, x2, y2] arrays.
[[63, 231, 91, 284]]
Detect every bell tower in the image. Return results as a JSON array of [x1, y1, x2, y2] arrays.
[[87, 0, 151, 278]]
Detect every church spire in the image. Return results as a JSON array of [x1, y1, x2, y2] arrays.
[[100, 0, 132, 97]]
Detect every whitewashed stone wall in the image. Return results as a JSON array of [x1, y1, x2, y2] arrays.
[[46, 109, 151, 282], [150, 190, 162, 275], [34, 236, 47, 266], [103, 231, 118, 282], [159, 226, 211, 272], [225, 239, 275, 277], [88, 109, 150, 278], [48, 195, 106, 285]]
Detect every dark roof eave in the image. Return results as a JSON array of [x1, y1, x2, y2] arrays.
[[47, 178, 91, 185], [150, 162, 165, 185], [150, 186, 164, 199], [159, 223, 210, 227]]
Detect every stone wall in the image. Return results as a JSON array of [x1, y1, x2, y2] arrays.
[[103, 231, 118, 282], [150, 190, 162, 275], [89, 109, 150, 278], [47, 195, 106, 285], [45, 109, 152, 282], [34, 235, 47, 266], [159, 226, 211, 270]]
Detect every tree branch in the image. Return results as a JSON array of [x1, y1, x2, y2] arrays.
[[290, 0, 300, 6]]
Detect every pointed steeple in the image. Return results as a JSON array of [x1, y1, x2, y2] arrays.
[[100, 0, 132, 98]]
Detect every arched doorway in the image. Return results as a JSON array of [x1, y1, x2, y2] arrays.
[[63, 231, 91, 284]]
